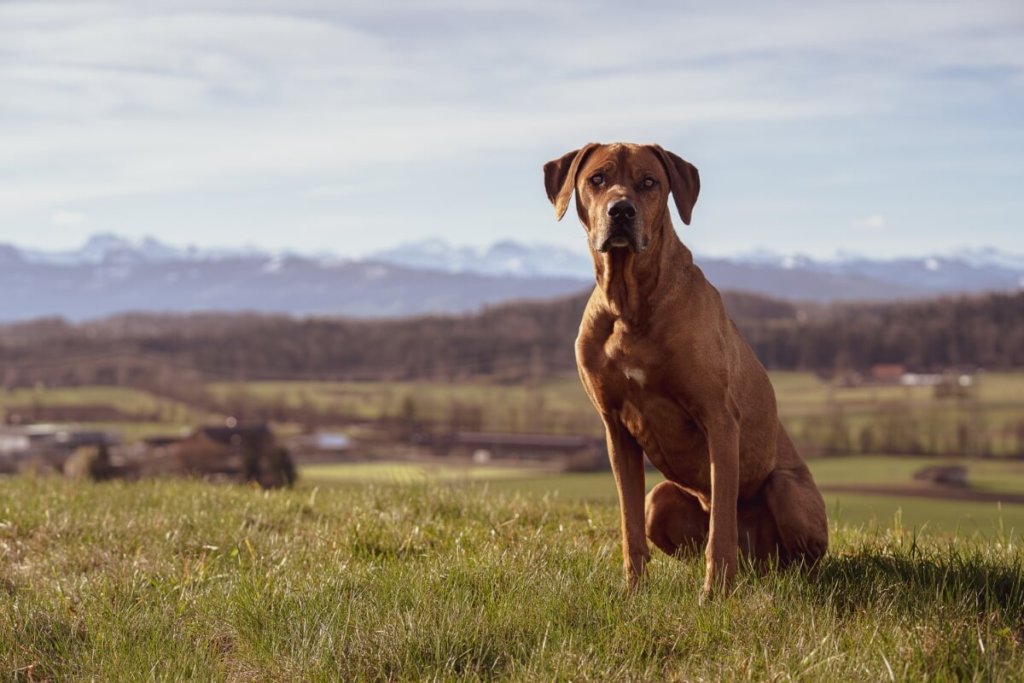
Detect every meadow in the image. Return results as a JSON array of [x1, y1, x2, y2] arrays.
[[301, 455, 1024, 535], [5, 371, 1023, 456], [209, 371, 1024, 456], [7, 372, 1024, 536], [3, 475, 1024, 680], [4, 371, 1024, 678], [0, 385, 201, 442]]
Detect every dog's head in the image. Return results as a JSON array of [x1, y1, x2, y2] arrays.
[[543, 143, 700, 254]]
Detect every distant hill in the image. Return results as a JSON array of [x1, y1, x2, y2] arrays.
[[0, 245, 588, 322], [1, 234, 1021, 322]]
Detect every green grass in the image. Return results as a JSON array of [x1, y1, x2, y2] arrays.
[[300, 456, 1024, 535], [0, 385, 196, 418], [809, 454, 1024, 490], [210, 371, 1024, 455], [208, 376, 600, 435], [0, 385, 204, 441], [3, 476, 1024, 681], [208, 371, 1024, 419], [301, 462, 535, 483]]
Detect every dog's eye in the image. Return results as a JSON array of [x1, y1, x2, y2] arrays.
[[642, 177, 657, 189], [589, 174, 604, 186]]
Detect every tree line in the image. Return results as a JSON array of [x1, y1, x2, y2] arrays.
[[1, 289, 1022, 387]]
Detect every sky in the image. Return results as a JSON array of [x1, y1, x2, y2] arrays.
[[1, 0, 1022, 259]]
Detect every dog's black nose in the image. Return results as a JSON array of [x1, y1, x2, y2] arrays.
[[607, 199, 637, 221]]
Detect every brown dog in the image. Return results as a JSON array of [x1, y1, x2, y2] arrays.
[[543, 142, 828, 598]]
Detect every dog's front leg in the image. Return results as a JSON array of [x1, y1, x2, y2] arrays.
[[703, 418, 740, 599], [603, 419, 649, 590]]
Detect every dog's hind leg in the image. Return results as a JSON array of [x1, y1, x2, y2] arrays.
[[736, 496, 784, 567], [762, 427, 828, 567], [647, 481, 787, 567], [645, 481, 709, 558]]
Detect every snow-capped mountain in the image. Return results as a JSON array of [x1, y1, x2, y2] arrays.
[[722, 249, 1024, 294], [371, 239, 1024, 294], [0, 250, 588, 322], [367, 239, 593, 278], [18, 233, 192, 265], [0, 234, 1021, 322], [17, 232, 273, 266]]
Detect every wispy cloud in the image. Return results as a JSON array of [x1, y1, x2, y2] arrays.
[[51, 210, 86, 227], [0, 1, 1021, 255], [850, 214, 886, 231]]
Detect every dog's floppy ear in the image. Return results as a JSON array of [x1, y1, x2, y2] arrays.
[[543, 143, 598, 221], [652, 145, 700, 225]]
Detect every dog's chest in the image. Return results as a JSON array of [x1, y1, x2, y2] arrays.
[[621, 365, 647, 387], [592, 321, 711, 490], [593, 320, 663, 401], [603, 319, 651, 369]]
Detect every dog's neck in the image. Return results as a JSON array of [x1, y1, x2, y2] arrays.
[[590, 217, 693, 325]]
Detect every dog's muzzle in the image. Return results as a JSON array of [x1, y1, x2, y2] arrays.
[[598, 226, 638, 252], [598, 198, 641, 252]]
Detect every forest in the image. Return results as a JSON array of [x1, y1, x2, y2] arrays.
[[1, 288, 1022, 388]]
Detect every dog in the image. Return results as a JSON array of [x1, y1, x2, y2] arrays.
[[543, 142, 828, 598]]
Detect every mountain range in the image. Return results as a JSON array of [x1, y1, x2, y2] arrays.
[[1, 233, 1021, 321]]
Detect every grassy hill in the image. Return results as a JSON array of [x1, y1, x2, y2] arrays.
[[2, 477, 1023, 680]]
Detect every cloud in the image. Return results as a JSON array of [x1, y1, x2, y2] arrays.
[[4, 3, 1016, 121], [51, 210, 87, 226], [850, 214, 887, 231], [0, 0, 1021, 256]]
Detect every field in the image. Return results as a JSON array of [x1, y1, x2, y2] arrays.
[[0, 386, 202, 442], [302, 456, 1024, 535], [175, 370, 1024, 456], [208, 375, 600, 436], [6, 372, 1024, 537], [5, 371, 1024, 678], [5, 371, 1023, 456], [3, 476, 1024, 680]]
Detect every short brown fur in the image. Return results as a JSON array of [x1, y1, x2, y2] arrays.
[[543, 142, 828, 598]]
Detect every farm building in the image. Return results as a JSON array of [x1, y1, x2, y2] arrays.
[[870, 364, 906, 384], [136, 422, 295, 488]]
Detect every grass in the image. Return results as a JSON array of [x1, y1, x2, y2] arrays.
[[0, 385, 204, 441], [0, 385, 197, 419], [810, 454, 1024, 492], [209, 376, 599, 435], [300, 456, 1024, 535], [2, 476, 1024, 681], [210, 371, 1024, 454], [301, 462, 533, 483]]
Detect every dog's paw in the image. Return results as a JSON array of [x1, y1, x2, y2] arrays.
[[699, 579, 733, 604], [625, 567, 646, 593], [623, 552, 649, 592], [700, 566, 735, 604]]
